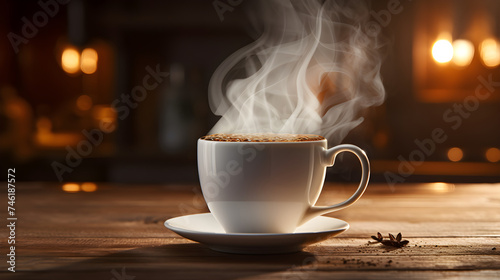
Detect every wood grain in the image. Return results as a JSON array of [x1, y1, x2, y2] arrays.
[[1, 182, 499, 279]]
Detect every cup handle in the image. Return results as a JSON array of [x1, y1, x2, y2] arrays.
[[301, 144, 370, 224]]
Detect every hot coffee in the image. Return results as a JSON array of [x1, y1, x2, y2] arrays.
[[198, 134, 370, 233], [200, 133, 325, 142]]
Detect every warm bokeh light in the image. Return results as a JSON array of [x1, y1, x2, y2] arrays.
[[447, 147, 463, 162], [76, 95, 93, 111], [480, 38, 500, 68], [432, 39, 453, 63], [93, 106, 117, 133], [81, 182, 98, 192], [61, 47, 80, 74], [80, 48, 98, 74], [430, 182, 455, 193], [452, 39, 474, 67], [62, 183, 80, 193], [485, 147, 500, 163]]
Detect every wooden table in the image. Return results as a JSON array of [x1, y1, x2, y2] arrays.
[[2, 182, 500, 279]]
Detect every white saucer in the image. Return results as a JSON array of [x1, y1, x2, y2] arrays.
[[164, 213, 349, 254]]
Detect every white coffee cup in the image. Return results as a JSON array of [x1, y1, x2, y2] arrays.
[[197, 135, 369, 233]]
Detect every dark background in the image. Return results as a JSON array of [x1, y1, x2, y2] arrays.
[[1, 0, 499, 184]]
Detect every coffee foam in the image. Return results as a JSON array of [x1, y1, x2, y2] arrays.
[[200, 133, 325, 142]]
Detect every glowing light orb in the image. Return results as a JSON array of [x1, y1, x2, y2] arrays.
[[61, 48, 80, 74], [480, 38, 500, 68], [447, 147, 463, 162], [81, 48, 98, 74], [76, 95, 93, 111], [62, 183, 80, 193], [432, 39, 454, 63], [452, 40, 474, 67], [81, 182, 97, 192], [486, 147, 500, 163]]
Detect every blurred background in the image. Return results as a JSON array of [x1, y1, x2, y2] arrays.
[[1, 0, 499, 185]]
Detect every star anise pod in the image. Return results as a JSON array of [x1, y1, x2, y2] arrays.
[[371, 232, 409, 248]]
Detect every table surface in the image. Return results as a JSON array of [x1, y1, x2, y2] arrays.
[[2, 182, 500, 279]]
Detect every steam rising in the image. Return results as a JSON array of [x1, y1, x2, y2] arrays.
[[208, 0, 385, 146]]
